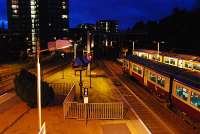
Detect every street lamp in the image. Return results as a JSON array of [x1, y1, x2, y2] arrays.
[[36, 38, 73, 132]]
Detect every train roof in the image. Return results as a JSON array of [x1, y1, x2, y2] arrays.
[[125, 55, 200, 90], [174, 71, 200, 90], [126, 55, 182, 77], [134, 49, 200, 62]]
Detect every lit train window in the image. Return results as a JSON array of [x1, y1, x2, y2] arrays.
[[191, 92, 200, 109], [184, 62, 192, 69], [157, 76, 165, 87], [149, 72, 157, 82], [193, 64, 200, 71], [176, 86, 188, 101], [170, 59, 175, 65], [132, 64, 142, 74], [164, 58, 169, 64]]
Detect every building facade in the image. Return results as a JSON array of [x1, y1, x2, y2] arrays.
[[7, 0, 69, 53], [96, 20, 118, 33]]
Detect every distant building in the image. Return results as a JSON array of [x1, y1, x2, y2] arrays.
[[96, 20, 119, 33], [77, 24, 96, 31], [7, 0, 69, 53]]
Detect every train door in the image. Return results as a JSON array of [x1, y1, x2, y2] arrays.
[[144, 68, 148, 86]]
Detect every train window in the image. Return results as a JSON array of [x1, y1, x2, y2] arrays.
[[176, 86, 188, 101], [170, 59, 175, 65], [193, 64, 200, 71], [157, 76, 165, 87], [132, 64, 142, 75], [164, 58, 169, 64], [191, 92, 200, 109], [149, 72, 157, 82], [184, 62, 192, 69]]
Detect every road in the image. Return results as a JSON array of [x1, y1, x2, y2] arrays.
[[102, 60, 197, 134]]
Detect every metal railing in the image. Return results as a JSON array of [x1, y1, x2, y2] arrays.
[[64, 102, 124, 120], [63, 83, 76, 119], [48, 82, 74, 95]]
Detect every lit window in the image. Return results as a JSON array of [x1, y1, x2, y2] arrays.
[[149, 72, 157, 82], [164, 58, 170, 64], [62, 28, 68, 31], [176, 86, 188, 101], [13, 10, 18, 14], [184, 62, 193, 69], [193, 64, 200, 71], [62, 15, 68, 19], [62, 6, 66, 9], [191, 92, 200, 109], [170, 59, 175, 65], [11, 5, 18, 9], [132, 64, 142, 75], [157, 76, 165, 87]]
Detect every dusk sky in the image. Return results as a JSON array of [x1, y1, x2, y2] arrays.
[[0, 0, 196, 29]]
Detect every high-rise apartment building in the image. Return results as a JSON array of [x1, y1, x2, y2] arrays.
[[7, 0, 69, 53]]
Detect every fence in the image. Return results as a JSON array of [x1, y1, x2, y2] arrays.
[[48, 82, 74, 95], [63, 83, 76, 118], [63, 102, 124, 120]]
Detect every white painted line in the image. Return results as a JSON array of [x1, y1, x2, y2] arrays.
[[105, 61, 174, 134], [104, 62, 152, 134]]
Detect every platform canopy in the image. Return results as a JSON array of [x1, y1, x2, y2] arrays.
[[48, 39, 73, 51], [73, 57, 89, 68]]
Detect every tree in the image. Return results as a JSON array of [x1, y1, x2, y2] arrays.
[[14, 69, 55, 107]]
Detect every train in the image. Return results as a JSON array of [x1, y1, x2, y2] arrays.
[[122, 55, 200, 122], [126, 49, 200, 73]]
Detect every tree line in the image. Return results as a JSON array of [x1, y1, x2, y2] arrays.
[[130, 8, 200, 55]]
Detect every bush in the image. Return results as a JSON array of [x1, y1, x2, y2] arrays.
[[14, 69, 55, 108]]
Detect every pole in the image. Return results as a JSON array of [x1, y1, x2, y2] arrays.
[[80, 70, 83, 99], [90, 61, 91, 88], [87, 31, 91, 74], [132, 41, 135, 55], [74, 43, 77, 60], [61, 53, 65, 79], [36, 39, 42, 130], [157, 42, 160, 59]]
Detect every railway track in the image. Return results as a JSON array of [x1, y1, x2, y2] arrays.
[[102, 60, 197, 134], [0, 61, 70, 96]]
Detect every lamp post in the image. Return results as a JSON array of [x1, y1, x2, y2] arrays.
[[61, 53, 65, 79], [36, 38, 73, 132], [36, 38, 42, 130], [132, 41, 135, 55], [157, 41, 160, 58], [87, 32, 92, 88], [74, 43, 78, 60], [153, 41, 165, 61]]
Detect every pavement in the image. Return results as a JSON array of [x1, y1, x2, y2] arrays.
[[1, 62, 149, 134]]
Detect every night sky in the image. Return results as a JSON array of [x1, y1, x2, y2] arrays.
[[0, 0, 196, 30]]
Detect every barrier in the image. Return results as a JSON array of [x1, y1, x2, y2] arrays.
[[63, 102, 124, 120], [48, 82, 74, 95]]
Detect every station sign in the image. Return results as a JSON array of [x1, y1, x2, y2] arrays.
[[84, 97, 88, 104]]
